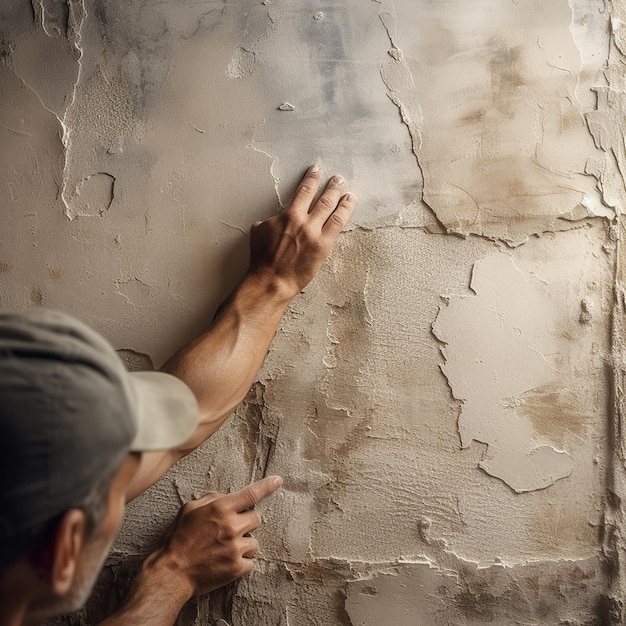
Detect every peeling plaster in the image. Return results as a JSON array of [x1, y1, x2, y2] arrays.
[[242, 1, 433, 228], [66, 172, 115, 218], [114, 277, 153, 307], [583, 1, 626, 620], [227, 47, 256, 79], [1, 1, 619, 624], [374, 0, 427, 221], [115, 348, 154, 372], [375, 0, 611, 244], [433, 254, 575, 492], [345, 557, 606, 625], [31, 0, 70, 40]]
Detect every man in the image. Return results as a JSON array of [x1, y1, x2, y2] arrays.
[[0, 167, 356, 625]]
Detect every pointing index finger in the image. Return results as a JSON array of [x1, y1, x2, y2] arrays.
[[223, 476, 283, 513]]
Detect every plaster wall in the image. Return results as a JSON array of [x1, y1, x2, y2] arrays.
[[1, 1, 624, 624]]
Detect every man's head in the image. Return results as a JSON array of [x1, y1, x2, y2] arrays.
[[0, 309, 199, 620]]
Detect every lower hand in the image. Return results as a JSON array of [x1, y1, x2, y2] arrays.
[[148, 475, 283, 597]]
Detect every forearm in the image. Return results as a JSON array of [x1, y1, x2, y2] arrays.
[[98, 552, 193, 626], [163, 272, 290, 453], [125, 169, 354, 499], [125, 272, 293, 500]]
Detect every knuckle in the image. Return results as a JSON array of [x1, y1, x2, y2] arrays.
[[286, 212, 304, 229], [301, 222, 315, 239], [329, 213, 345, 227], [241, 487, 258, 509], [196, 491, 222, 506], [210, 500, 230, 518], [181, 500, 196, 513], [223, 522, 238, 541], [318, 195, 336, 210], [304, 228, 323, 250], [304, 234, 323, 254], [224, 544, 240, 563], [298, 183, 315, 195]]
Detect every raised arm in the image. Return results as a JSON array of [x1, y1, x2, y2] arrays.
[[126, 167, 356, 500]]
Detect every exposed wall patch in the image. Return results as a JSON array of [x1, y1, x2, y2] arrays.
[[227, 46, 256, 79], [31, 0, 70, 39], [116, 348, 155, 372], [0, 1, 614, 621], [345, 557, 605, 625], [373, 0, 611, 244], [65, 172, 115, 219], [433, 254, 575, 492]]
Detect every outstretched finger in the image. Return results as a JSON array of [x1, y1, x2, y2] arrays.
[[223, 476, 283, 513], [288, 166, 322, 215], [309, 175, 346, 226], [322, 193, 356, 238]]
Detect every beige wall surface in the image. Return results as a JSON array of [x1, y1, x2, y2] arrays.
[[2, 0, 626, 624]]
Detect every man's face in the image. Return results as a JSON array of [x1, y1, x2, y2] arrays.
[[29, 453, 142, 620]]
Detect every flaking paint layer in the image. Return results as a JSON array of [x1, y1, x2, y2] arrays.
[[433, 254, 576, 493], [0, 1, 621, 624]]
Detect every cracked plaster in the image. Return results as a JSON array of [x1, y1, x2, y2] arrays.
[[0, 0, 623, 624], [432, 254, 576, 493]]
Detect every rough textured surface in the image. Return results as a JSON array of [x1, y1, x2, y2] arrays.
[[0, 0, 623, 623]]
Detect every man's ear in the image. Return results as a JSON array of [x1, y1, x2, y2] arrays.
[[48, 509, 87, 596]]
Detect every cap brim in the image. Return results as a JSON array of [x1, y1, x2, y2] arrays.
[[127, 372, 199, 452]]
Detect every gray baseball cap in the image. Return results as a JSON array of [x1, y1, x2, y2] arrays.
[[0, 309, 199, 538]]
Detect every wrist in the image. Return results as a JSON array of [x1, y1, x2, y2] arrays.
[[138, 548, 196, 606], [99, 550, 194, 625], [239, 270, 297, 309]]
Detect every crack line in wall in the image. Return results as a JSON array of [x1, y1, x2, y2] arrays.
[[3, 2, 618, 621], [371, 0, 444, 235], [375, 0, 612, 246], [585, 1, 626, 621], [58, 0, 87, 220], [20, 1, 89, 221], [247, 133, 284, 209]]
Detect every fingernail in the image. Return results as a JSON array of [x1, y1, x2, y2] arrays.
[[333, 175, 345, 185], [271, 476, 283, 487], [309, 164, 320, 173]]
